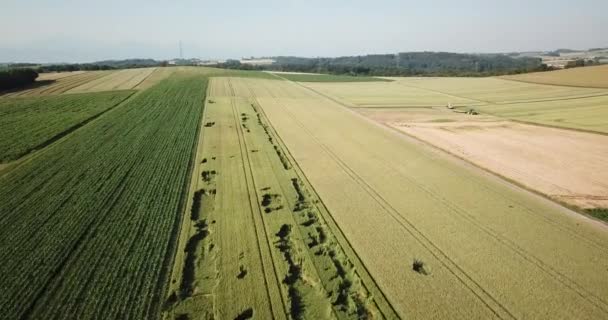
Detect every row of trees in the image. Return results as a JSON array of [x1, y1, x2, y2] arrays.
[[0, 68, 38, 90], [216, 52, 547, 77]]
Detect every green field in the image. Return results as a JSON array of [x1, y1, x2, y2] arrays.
[[0, 91, 133, 162], [0, 73, 205, 318]]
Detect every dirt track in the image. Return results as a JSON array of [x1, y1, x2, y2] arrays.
[[359, 107, 608, 209]]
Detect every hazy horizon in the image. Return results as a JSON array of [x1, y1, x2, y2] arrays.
[[2, 0, 607, 63]]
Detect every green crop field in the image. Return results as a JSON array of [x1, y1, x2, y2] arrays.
[[0, 91, 133, 162], [0, 72, 206, 319]]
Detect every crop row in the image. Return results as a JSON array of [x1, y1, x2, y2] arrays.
[[0, 73, 206, 319]]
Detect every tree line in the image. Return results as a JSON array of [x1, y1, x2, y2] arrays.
[[216, 52, 548, 77], [0, 69, 39, 91]]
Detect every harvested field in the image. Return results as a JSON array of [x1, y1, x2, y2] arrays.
[[502, 64, 608, 88], [1, 71, 114, 97], [358, 107, 608, 209], [224, 77, 608, 319], [67, 67, 156, 93]]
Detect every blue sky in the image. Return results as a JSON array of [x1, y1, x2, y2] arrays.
[[1, 0, 606, 62]]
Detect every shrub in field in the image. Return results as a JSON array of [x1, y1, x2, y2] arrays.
[[413, 259, 429, 275]]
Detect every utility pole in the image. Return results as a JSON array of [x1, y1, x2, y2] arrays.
[[396, 52, 400, 68], [179, 41, 183, 59]]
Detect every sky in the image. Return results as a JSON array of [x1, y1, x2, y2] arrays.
[[1, 0, 607, 63]]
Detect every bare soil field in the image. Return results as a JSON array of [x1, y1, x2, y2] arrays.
[[358, 107, 608, 209], [222, 77, 608, 319], [502, 64, 608, 88]]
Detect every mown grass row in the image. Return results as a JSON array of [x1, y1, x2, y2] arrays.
[[0, 90, 133, 162], [0, 73, 206, 319]]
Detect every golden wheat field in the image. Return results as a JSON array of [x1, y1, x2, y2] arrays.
[[215, 77, 608, 319], [502, 64, 608, 88]]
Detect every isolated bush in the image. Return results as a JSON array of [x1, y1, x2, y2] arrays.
[[412, 259, 428, 275]]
